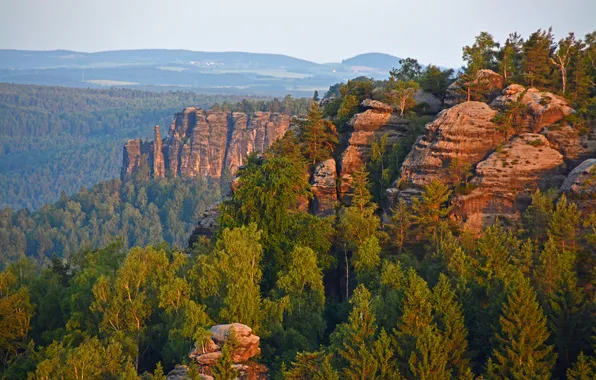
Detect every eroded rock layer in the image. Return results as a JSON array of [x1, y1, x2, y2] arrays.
[[338, 100, 409, 202], [397, 101, 502, 193], [452, 134, 565, 230], [121, 108, 290, 181]]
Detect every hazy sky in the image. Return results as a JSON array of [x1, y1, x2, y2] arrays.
[[0, 0, 594, 67]]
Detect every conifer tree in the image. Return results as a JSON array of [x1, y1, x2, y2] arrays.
[[499, 32, 524, 84], [300, 102, 338, 165], [547, 194, 580, 252], [212, 328, 239, 380], [335, 285, 379, 379], [522, 28, 555, 89], [432, 274, 472, 377], [390, 199, 413, 254], [567, 352, 595, 380], [410, 180, 452, 245], [489, 275, 555, 379], [284, 350, 339, 380]]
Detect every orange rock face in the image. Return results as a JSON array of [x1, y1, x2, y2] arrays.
[[310, 158, 338, 216], [396, 101, 503, 195], [121, 108, 290, 181], [338, 100, 409, 202], [490, 85, 574, 132], [452, 134, 565, 230]]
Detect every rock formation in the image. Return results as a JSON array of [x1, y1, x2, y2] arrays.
[[121, 108, 290, 181], [188, 323, 265, 379], [396, 101, 503, 198], [444, 69, 504, 107], [338, 100, 409, 202], [559, 158, 596, 214], [310, 158, 338, 216], [490, 85, 574, 131], [452, 134, 565, 230]]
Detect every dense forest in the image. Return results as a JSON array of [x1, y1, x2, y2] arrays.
[[1, 28, 596, 379], [0, 85, 310, 210]]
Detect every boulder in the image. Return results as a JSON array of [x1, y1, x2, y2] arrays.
[[452, 134, 565, 230], [414, 90, 443, 114], [541, 123, 596, 167], [444, 69, 504, 107], [310, 158, 338, 216], [490, 85, 574, 132], [559, 158, 596, 214]]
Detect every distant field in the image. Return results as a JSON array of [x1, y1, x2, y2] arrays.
[[86, 79, 139, 86]]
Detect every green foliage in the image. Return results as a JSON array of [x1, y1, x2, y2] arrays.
[[489, 275, 555, 379], [299, 102, 338, 165], [0, 176, 220, 266], [462, 32, 500, 74], [385, 79, 420, 116]]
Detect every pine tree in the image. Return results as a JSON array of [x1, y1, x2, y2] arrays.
[[335, 285, 379, 379], [300, 102, 338, 165], [396, 270, 435, 376], [390, 199, 413, 254], [408, 326, 449, 380], [152, 362, 166, 380], [462, 32, 500, 74], [567, 352, 596, 380], [489, 275, 555, 379], [522, 28, 555, 89], [499, 32, 524, 84], [212, 328, 239, 380], [284, 350, 339, 380], [432, 274, 472, 377], [547, 194, 580, 253], [411, 180, 452, 245]]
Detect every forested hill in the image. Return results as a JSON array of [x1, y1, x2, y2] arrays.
[[0, 84, 262, 210]]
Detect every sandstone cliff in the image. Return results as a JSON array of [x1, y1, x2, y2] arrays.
[[121, 108, 290, 181], [338, 99, 409, 202], [387, 83, 591, 230]]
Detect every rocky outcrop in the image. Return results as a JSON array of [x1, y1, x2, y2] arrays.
[[414, 90, 443, 114], [453, 134, 565, 230], [338, 100, 409, 202], [445, 69, 504, 107], [490, 85, 574, 132], [310, 158, 338, 216], [541, 123, 596, 166], [559, 158, 596, 214], [187, 202, 222, 248], [121, 108, 290, 181], [393, 101, 503, 201], [188, 323, 265, 379]]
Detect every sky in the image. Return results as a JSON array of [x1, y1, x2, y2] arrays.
[[0, 0, 594, 68]]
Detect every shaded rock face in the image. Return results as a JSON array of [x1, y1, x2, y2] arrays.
[[559, 158, 596, 214], [414, 90, 443, 114], [189, 323, 264, 379], [310, 158, 338, 216], [541, 123, 596, 167], [444, 69, 504, 107], [490, 85, 574, 132], [452, 134, 565, 230], [338, 100, 409, 202], [396, 102, 502, 198], [121, 108, 290, 181], [187, 202, 221, 248]]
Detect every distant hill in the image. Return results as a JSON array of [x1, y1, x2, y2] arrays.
[[341, 53, 401, 71], [0, 49, 408, 96]]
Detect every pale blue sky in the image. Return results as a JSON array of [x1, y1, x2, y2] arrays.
[[0, 0, 594, 67]]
